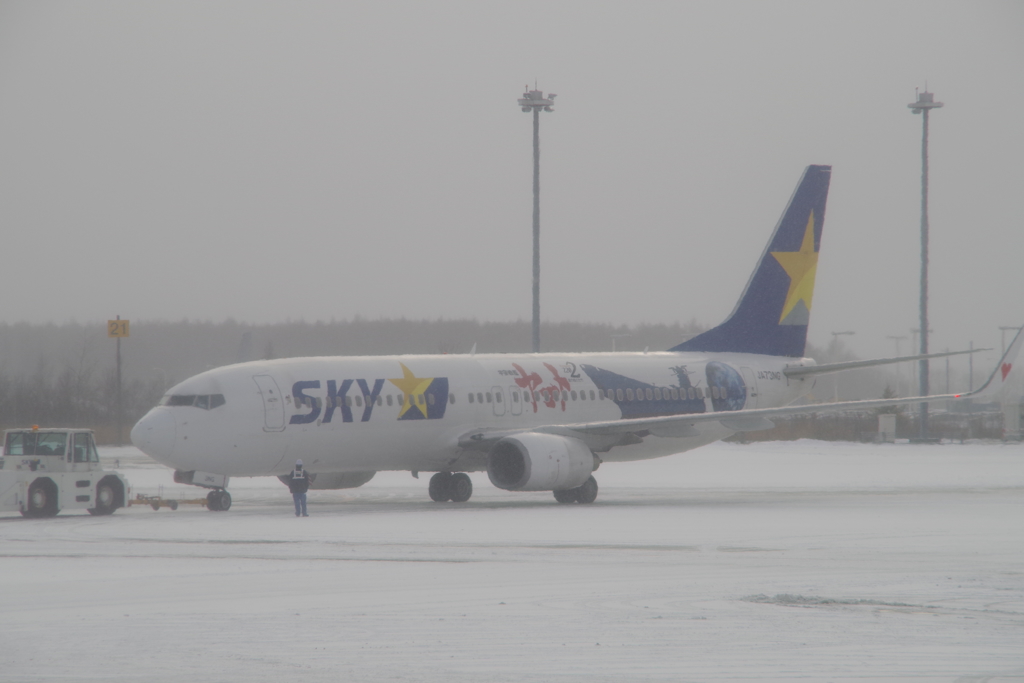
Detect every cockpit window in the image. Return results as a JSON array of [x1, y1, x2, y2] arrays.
[[160, 394, 226, 410]]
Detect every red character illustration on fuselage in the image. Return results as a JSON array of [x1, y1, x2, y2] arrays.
[[510, 362, 572, 412], [512, 363, 544, 413], [543, 363, 571, 411]]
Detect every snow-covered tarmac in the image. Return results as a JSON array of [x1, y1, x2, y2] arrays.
[[2, 440, 1022, 682]]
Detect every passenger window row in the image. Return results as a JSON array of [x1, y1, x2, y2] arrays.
[[297, 393, 458, 409], [467, 391, 504, 404], [307, 387, 718, 408], [605, 386, 712, 402], [163, 386, 722, 413], [281, 387, 711, 411], [466, 386, 714, 405]]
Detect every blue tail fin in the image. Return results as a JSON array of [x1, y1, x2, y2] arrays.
[[670, 165, 832, 357]]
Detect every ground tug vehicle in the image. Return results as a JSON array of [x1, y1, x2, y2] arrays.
[[0, 427, 129, 517]]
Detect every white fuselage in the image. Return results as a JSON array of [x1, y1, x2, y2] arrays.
[[132, 351, 815, 478]]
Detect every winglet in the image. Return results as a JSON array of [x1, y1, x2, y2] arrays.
[[959, 325, 1023, 401]]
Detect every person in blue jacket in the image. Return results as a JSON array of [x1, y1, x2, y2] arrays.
[[288, 459, 311, 517]]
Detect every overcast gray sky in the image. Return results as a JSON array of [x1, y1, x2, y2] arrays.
[[1, 1, 1021, 361]]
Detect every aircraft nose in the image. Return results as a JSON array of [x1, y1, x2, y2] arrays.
[[131, 409, 176, 463]]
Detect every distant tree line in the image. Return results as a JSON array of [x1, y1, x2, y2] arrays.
[[3, 316, 976, 443], [0, 318, 709, 440], [0, 361, 165, 443]]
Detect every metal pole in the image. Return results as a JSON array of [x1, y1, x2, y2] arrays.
[[887, 335, 906, 396], [969, 340, 974, 392], [945, 349, 950, 394], [909, 88, 941, 439], [532, 107, 541, 354], [830, 331, 855, 401], [518, 88, 555, 354], [896, 340, 901, 396], [116, 315, 123, 446], [910, 329, 918, 389], [918, 106, 930, 439]]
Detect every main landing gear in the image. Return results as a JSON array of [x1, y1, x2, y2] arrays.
[[426, 473, 599, 505], [206, 489, 232, 511], [428, 472, 473, 503], [553, 476, 598, 504]]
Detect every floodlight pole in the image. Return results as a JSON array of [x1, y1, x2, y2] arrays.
[[518, 87, 556, 353], [908, 89, 943, 440], [116, 317, 122, 446], [969, 340, 974, 392], [830, 331, 855, 401], [886, 335, 907, 395]]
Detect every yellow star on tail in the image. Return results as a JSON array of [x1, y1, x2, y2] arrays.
[[388, 363, 434, 418], [771, 211, 819, 324]]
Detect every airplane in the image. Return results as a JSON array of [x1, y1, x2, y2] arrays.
[[131, 165, 1024, 511]]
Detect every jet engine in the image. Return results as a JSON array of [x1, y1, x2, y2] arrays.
[[278, 471, 376, 490], [487, 433, 595, 491]]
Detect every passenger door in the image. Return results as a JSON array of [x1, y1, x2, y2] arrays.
[[509, 385, 522, 415], [492, 386, 506, 416], [253, 375, 286, 432]]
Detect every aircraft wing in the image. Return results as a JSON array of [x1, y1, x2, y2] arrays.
[[459, 325, 1023, 453], [784, 348, 989, 378], [459, 391, 965, 453]]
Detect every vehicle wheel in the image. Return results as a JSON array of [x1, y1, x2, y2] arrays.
[[428, 473, 452, 502], [216, 490, 231, 511], [553, 488, 578, 504], [449, 473, 473, 503], [168, 500, 179, 510], [23, 479, 59, 518], [88, 480, 119, 515], [575, 476, 599, 504], [206, 490, 222, 511], [151, 502, 160, 511]]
